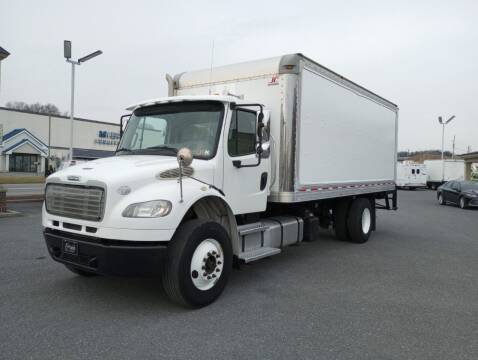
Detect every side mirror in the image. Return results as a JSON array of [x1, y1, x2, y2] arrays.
[[259, 110, 271, 158]]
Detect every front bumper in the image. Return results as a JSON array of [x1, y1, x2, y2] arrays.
[[44, 228, 168, 276], [467, 198, 478, 207]]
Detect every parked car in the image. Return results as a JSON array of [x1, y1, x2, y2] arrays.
[[437, 181, 478, 209]]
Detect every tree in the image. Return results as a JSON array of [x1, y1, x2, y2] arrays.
[[5, 101, 67, 116]]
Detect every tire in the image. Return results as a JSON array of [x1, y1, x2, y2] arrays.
[[65, 265, 98, 277], [347, 198, 373, 244], [162, 219, 233, 308], [459, 197, 468, 209], [334, 199, 351, 241], [438, 193, 445, 205], [431, 184, 437, 190]]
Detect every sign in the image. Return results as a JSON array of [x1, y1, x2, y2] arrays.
[[94, 130, 120, 146]]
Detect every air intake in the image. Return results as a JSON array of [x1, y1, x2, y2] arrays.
[[157, 167, 194, 179]]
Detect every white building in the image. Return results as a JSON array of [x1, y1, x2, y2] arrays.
[[0, 107, 120, 174]]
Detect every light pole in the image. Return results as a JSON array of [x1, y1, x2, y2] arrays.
[[438, 115, 455, 182], [63, 40, 102, 161], [0, 46, 11, 105]]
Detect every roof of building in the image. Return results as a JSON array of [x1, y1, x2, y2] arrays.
[[458, 151, 478, 160], [2, 138, 48, 156], [2, 128, 47, 148], [0, 107, 120, 127], [2, 128, 25, 141]]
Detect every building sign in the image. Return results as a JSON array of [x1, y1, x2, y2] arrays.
[[94, 130, 120, 146]]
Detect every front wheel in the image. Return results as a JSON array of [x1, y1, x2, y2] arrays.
[[438, 193, 445, 205], [162, 219, 232, 308], [459, 197, 468, 209]]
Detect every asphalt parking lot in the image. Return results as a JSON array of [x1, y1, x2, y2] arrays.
[[0, 190, 477, 360]]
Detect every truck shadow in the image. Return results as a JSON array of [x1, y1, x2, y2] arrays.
[[48, 228, 388, 312]]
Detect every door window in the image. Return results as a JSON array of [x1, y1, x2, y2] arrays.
[[228, 110, 257, 157]]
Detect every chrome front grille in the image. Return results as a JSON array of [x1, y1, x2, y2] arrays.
[[45, 184, 105, 221]]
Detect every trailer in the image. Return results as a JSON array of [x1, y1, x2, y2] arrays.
[[424, 159, 465, 189], [396, 162, 427, 189], [42, 54, 398, 307]]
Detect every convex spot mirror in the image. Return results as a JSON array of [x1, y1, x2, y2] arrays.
[[177, 147, 193, 167]]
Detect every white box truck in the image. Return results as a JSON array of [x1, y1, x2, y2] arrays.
[[424, 159, 465, 189], [43, 54, 398, 307], [396, 162, 427, 189]]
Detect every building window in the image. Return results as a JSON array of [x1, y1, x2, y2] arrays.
[[9, 154, 39, 173]]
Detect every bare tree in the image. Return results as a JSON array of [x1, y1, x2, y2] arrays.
[[5, 101, 67, 116]]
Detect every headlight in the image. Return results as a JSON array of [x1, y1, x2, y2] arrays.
[[122, 200, 172, 218]]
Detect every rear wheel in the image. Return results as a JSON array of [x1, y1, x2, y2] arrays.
[[459, 197, 468, 209], [162, 219, 232, 308], [431, 183, 437, 190], [347, 198, 373, 244], [64, 265, 97, 277]]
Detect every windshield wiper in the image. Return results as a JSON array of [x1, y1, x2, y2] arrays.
[[143, 145, 178, 153], [116, 147, 134, 153]]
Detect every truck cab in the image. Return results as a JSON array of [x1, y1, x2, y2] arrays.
[[43, 95, 271, 306]]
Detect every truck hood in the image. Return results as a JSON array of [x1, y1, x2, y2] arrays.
[[47, 155, 215, 189]]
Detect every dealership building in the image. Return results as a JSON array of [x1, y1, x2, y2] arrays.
[[0, 107, 120, 174]]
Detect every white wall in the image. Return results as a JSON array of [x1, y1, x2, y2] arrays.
[[0, 108, 119, 153]]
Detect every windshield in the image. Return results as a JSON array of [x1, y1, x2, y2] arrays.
[[462, 181, 478, 190], [117, 101, 224, 159]]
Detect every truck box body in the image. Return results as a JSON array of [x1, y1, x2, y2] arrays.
[[424, 159, 465, 183], [170, 53, 398, 203], [396, 162, 427, 188]]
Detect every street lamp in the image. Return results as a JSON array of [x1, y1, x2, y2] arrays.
[[438, 115, 455, 182], [64, 40, 102, 161], [0, 46, 10, 105]]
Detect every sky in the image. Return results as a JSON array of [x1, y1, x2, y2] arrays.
[[1, 0, 477, 153]]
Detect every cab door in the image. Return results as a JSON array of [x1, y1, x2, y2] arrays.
[[222, 108, 269, 214], [449, 181, 461, 204]]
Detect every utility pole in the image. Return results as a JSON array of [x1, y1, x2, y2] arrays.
[[63, 41, 102, 161], [452, 135, 455, 160], [438, 115, 455, 182]]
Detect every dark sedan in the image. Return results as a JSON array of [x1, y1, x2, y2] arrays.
[[437, 180, 478, 209]]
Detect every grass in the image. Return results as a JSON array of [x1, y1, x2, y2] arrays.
[[0, 176, 45, 184]]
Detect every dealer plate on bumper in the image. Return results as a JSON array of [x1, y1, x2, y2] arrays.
[[63, 240, 78, 255]]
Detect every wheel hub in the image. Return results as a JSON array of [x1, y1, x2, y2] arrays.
[[361, 208, 371, 234], [190, 239, 224, 291]]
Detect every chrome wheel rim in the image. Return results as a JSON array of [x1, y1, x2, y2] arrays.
[[460, 198, 465, 208], [190, 238, 224, 291], [439, 195, 443, 204], [362, 208, 371, 234]]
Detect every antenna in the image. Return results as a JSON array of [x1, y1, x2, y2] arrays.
[[208, 40, 215, 95]]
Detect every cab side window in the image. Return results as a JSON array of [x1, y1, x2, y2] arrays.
[[228, 110, 257, 157]]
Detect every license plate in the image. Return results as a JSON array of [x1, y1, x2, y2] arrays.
[[63, 240, 78, 255]]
